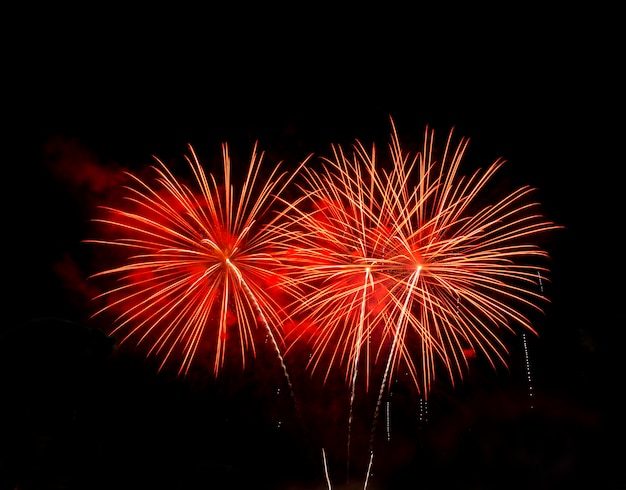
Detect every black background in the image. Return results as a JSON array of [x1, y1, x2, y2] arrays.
[[3, 5, 624, 489]]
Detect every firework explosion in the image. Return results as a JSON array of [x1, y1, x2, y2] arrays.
[[86, 121, 559, 487], [274, 119, 559, 403], [88, 143, 308, 378]]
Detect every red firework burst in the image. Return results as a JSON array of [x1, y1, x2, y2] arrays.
[[273, 119, 560, 398], [88, 143, 308, 377]]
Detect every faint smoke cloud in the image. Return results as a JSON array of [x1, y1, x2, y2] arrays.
[[42, 135, 133, 316], [43, 135, 129, 208]]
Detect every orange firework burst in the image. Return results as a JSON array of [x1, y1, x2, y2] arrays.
[[274, 119, 560, 398], [88, 143, 307, 377]]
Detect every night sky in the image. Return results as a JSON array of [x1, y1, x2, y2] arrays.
[[3, 6, 624, 490]]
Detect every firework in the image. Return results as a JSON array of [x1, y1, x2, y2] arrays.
[[274, 119, 559, 399], [88, 143, 308, 377]]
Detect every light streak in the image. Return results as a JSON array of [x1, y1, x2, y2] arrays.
[[322, 448, 332, 490], [363, 451, 374, 490]]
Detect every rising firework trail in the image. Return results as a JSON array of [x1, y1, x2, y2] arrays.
[[88, 143, 308, 384], [272, 118, 560, 476]]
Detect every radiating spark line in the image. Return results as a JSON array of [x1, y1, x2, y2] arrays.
[[322, 448, 332, 490], [363, 451, 374, 490]]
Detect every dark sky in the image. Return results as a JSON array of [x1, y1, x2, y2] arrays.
[[3, 5, 624, 490]]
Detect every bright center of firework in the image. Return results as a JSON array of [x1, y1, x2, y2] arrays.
[[201, 234, 236, 261]]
